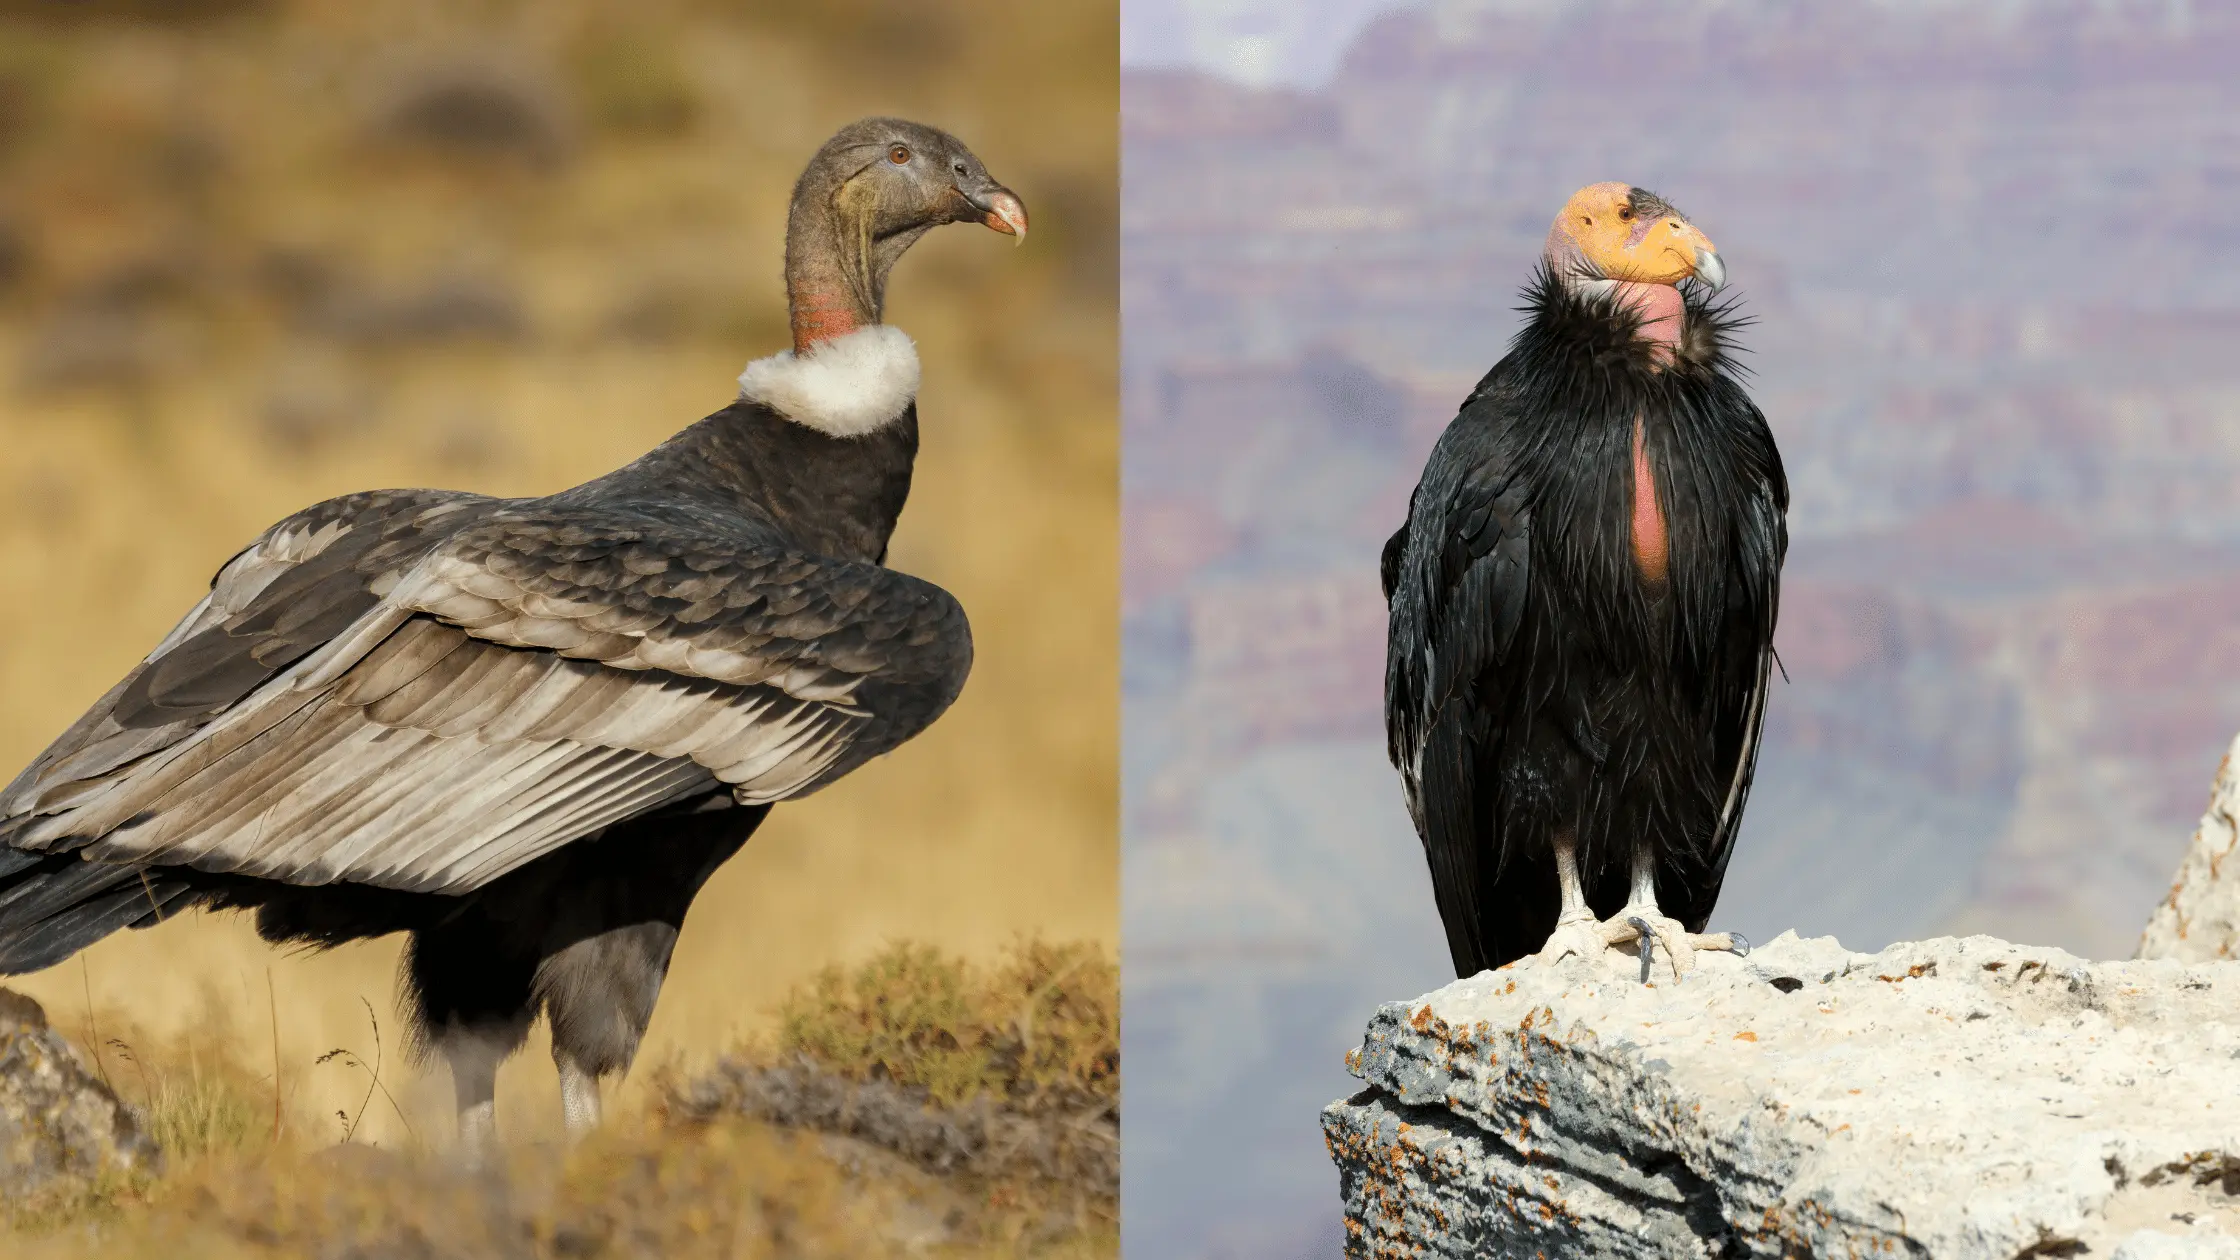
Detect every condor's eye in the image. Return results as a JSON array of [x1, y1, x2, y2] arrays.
[[1618, 205, 1634, 221], [1581, 215, 1593, 226], [888, 145, 911, 164]]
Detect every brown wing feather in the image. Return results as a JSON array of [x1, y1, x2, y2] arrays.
[[3, 502, 968, 896], [0, 489, 493, 822]]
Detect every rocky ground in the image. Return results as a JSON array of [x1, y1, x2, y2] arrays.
[[1326, 932, 2240, 1259], [1326, 713, 2240, 1260], [0, 988, 156, 1207]]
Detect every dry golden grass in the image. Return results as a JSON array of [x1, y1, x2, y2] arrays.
[[0, 0, 1114, 1180], [3, 940, 1120, 1257], [764, 937, 1118, 1111], [663, 938, 1119, 1245]]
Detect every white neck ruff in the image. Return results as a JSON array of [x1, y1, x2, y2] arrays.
[[736, 324, 920, 438]]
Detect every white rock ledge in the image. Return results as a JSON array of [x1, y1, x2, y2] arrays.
[[2140, 733, 2240, 963], [1323, 933, 2240, 1259]]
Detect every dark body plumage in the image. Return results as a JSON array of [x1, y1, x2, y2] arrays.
[[1383, 269, 1787, 977], [0, 397, 962, 1061]]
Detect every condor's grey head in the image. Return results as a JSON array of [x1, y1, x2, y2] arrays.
[[784, 117, 1027, 352]]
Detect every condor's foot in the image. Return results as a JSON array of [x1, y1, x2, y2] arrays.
[[1533, 910, 1639, 968], [1609, 911, 1749, 985]]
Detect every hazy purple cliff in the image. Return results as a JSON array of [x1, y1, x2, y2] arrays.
[[1122, 2, 2240, 1255]]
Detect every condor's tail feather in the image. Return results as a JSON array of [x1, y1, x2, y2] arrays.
[[0, 848, 198, 974]]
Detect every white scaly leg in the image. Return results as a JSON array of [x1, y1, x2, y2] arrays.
[[557, 1054, 603, 1141], [1533, 833, 1615, 965], [450, 1048, 500, 1169]]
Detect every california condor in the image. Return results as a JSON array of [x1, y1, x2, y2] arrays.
[[1383, 182, 1784, 982]]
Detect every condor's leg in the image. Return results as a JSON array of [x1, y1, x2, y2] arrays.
[[1533, 832, 1619, 966], [530, 801, 771, 1141], [536, 920, 676, 1139], [1604, 847, 1749, 983], [1532, 838, 1747, 979], [402, 924, 538, 1168]]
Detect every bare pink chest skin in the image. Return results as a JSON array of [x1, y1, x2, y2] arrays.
[[1614, 280, 1682, 585], [1631, 413, 1669, 585]]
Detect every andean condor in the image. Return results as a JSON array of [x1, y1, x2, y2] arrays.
[[0, 118, 1027, 1155], [1383, 183, 1785, 982]]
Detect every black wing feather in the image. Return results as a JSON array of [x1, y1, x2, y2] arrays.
[[1386, 384, 1535, 976]]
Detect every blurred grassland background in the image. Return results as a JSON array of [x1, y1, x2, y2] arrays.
[[0, 0, 1115, 1167]]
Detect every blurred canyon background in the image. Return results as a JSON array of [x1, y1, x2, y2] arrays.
[[0, 0, 1116, 1157], [1119, 0, 2240, 1255]]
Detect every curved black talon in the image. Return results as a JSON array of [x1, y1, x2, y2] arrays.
[[1730, 932, 1752, 958], [1628, 915, 1655, 985]]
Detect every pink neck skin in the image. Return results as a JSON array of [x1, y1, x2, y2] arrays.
[[1544, 227, 1686, 363], [790, 286, 861, 354], [1609, 280, 1684, 364], [1616, 286, 1679, 583]]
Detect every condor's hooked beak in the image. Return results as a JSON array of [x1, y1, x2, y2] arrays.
[[965, 185, 1029, 245], [1691, 243, 1726, 291], [1613, 216, 1723, 290]]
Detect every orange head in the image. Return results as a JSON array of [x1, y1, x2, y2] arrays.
[[1543, 182, 1724, 290]]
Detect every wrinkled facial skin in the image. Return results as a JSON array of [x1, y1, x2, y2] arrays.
[[1544, 182, 1719, 289], [785, 117, 1029, 351], [832, 122, 1028, 244], [1542, 181, 1724, 363]]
